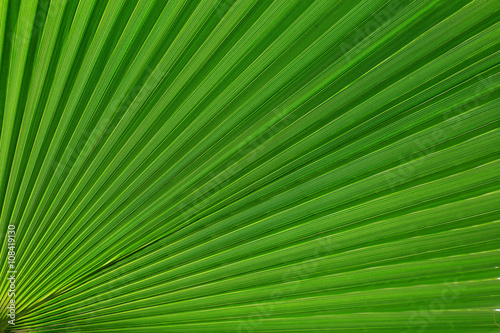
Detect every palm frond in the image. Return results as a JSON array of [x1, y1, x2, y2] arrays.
[[0, 0, 499, 332]]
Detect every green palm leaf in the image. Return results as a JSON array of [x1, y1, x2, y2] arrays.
[[0, 0, 499, 332]]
